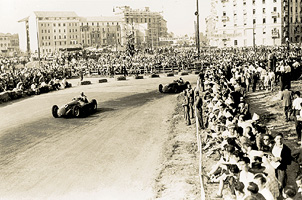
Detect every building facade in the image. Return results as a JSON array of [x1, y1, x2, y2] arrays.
[[19, 12, 127, 54], [79, 16, 125, 50], [19, 11, 82, 54], [0, 33, 20, 55], [207, 0, 301, 47], [19, 9, 168, 54], [117, 6, 168, 48]]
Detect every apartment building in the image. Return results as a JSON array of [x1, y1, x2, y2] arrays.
[[0, 33, 19, 54], [207, 0, 301, 47]]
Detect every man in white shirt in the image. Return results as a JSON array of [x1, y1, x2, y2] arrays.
[[254, 173, 274, 200], [293, 91, 302, 143], [237, 158, 254, 192], [271, 133, 292, 191]]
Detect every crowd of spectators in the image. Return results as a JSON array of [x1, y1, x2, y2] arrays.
[[0, 47, 198, 100], [179, 46, 302, 199]]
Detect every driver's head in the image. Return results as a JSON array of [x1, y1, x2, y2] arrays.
[[81, 92, 85, 96]]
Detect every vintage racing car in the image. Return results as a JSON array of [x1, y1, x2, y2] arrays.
[[159, 78, 190, 93], [52, 94, 97, 118]]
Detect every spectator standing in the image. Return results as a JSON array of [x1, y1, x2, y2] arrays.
[[281, 85, 293, 122], [293, 91, 302, 143], [271, 133, 292, 192], [284, 61, 292, 90], [194, 90, 204, 129], [186, 83, 194, 119], [182, 90, 191, 126], [251, 71, 259, 92]]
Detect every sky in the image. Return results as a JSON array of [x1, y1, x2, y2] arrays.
[[0, 0, 211, 50]]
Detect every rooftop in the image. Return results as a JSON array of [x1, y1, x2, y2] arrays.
[[34, 11, 79, 18], [83, 16, 124, 22], [0, 33, 18, 37]]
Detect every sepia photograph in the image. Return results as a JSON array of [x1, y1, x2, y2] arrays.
[[1, 0, 302, 199]]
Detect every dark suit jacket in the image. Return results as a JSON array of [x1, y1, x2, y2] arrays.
[[281, 89, 292, 107], [272, 144, 292, 170]]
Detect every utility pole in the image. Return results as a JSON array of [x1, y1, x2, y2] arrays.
[[287, 0, 290, 51], [253, 23, 255, 50], [35, 17, 41, 67], [195, 0, 200, 59]]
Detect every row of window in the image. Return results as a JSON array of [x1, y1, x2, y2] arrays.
[[125, 18, 158, 24], [81, 38, 120, 44], [80, 27, 120, 32], [41, 40, 78, 46], [226, 17, 278, 28], [222, 29, 302, 37], [41, 29, 78, 34], [284, 16, 302, 23], [41, 23, 79, 27], [0, 37, 8, 40], [224, 7, 278, 17], [251, 0, 278, 4], [252, 7, 278, 15], [42, 34, 78, 40], [38, 17, 77, 21], [0, 43, 10, 47], [81, 22, 119, 26], [232, 0, 278, 6]]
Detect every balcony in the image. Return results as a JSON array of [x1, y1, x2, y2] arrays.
[[271, 28, 280, 38], [221, 16, 229, 22], [271, 12, 279, 17]]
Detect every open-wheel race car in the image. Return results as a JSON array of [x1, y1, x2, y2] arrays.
[[52, 93, 97, 118], [159, 78, 190, 93]]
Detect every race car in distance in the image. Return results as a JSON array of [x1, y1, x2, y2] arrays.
[[159, 78, 190, 93], [52, 93, 97, 118]]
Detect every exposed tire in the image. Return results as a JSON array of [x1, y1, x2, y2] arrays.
[[159, 84, 163, 93], [92, 99, 97, 112], [52, 105, 59, 118], [72, 106, 81, 117]]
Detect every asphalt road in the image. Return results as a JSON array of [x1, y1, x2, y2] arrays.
[[0, 75, 197, 200]]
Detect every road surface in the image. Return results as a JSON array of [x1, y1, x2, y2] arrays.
[[0, 75, 197, 200]]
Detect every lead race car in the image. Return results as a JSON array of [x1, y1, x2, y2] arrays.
[[159, 78, 190, 93], [52, 92, 97, 118]]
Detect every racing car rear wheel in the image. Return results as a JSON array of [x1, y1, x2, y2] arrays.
[[91, 99, 97, 112], [52, 105, 59, 118], [159, 84, 163, 93], [73, 106, 81, 117]]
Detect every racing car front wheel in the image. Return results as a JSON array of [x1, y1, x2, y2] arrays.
[[91, 99, 97, 112], [159, 84, 163, 93], [52, 105, 59, 118], [73, 106, 81, 117]]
